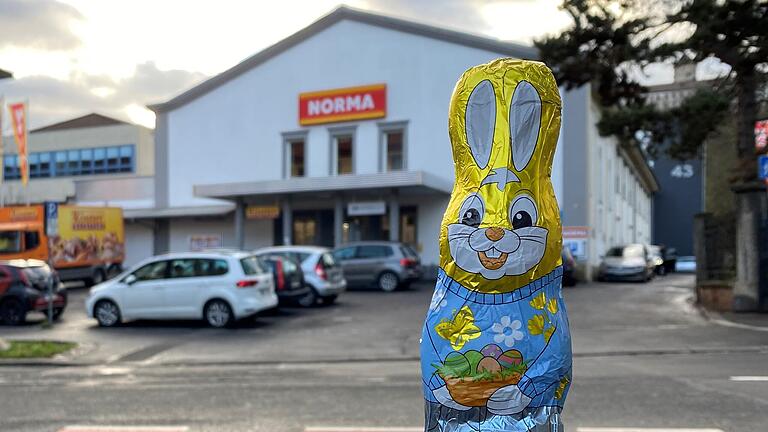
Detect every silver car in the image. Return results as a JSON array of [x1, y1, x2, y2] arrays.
[[255, 246, 346, 306], [597, 244, 655, 282], [332, 241, 423, 292]]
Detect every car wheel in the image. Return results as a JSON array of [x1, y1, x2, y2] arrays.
[[321, 294, 338, 305], [0, 298, 25, 326], [297, 287, 318, 307], [94, 300, 121, 327], [378, 271, 400, 292], [204, 299, 233, 328]]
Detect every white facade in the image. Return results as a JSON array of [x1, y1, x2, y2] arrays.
[[560, 85, 657, 279], [150, 7, 546, 268], [148, 7, 654, 273]]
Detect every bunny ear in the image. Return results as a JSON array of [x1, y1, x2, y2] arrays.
[[509, 81, 541, 172], [465, 79, 496, 170]]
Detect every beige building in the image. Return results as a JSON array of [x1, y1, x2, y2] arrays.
[[1, 113, 156, 266]]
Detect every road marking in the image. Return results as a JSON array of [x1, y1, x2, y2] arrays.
[[730, 375, 768, 382], [59, 427, 189, 432], [306, 428, 422, 432], [577, 428, 725, 432]]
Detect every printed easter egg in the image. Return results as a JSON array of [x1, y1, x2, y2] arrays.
[[443, 352, 470, 377], [498, 349, 524, 368], [477, 356, 502, 374], [480, 343, 503, 359], [463, 350, 484, 375]]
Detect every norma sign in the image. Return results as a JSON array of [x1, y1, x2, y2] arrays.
[[246, 205, 280, 220], [299, 84, 386, 126], [348, 201, 386, 216]]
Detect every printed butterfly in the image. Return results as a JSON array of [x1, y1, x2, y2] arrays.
[[434, 305, 481, 350]]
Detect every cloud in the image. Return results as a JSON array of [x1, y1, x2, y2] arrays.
[[0, 0, 83, 50], [0, 62, 207, 129]]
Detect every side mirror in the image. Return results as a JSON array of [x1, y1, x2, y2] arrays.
[[123, 274, 137, 285]]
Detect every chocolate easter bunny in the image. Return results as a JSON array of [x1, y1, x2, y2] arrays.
[[421, 59, 572, 432]]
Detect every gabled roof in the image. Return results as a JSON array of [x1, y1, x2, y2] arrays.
[[0, 68, 12, 79], [31, 113, 129, 133], [148, 5, 538, 113]]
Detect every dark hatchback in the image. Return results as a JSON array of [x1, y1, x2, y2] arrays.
[[256, 254, 310, 305], [0, 259, 66, 325]]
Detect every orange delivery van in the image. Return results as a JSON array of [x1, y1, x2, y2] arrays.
[[0, 204, 125, 285]]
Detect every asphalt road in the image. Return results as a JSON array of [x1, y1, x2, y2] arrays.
[[1, 274, 767, 432]]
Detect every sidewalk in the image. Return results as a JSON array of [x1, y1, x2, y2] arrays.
[[701, 308, 768, 331]]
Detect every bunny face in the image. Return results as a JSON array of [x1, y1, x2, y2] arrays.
[[440, 59, 562, 293]]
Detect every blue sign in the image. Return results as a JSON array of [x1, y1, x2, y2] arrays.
[[44, 201, 58, 236], [759, 155, 768, 180]]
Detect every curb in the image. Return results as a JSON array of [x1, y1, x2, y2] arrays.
[[696, 304, 768, 332]]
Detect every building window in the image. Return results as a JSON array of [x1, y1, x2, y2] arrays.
[[330, 128, 355, 175], [282, 132, 307, 178], [2, 145, 135, 181], [335, 135, 353, 174], [379, 122, 407, 172], [288, 140, 305, 177]]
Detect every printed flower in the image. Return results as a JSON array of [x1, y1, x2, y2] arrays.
[[547, 298, 559, 314], [429, 288, 448, 311], [527, 314, 546, 335], [530, 292, 547, 310], [492, 315, 525, 348]]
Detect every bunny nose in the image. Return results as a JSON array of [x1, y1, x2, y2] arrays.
[[485, 227, 505, 241]]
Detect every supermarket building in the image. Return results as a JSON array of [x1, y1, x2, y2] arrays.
[[2, 7, 657, 276], [147, 6, 552, 269]]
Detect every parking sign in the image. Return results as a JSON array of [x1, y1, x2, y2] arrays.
[[759, 155, 768, 180]]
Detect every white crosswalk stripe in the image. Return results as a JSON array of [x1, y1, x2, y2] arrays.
[[59, 426, 189, 432], [577, 428, 725, 432], [730, 375, 768, 381]]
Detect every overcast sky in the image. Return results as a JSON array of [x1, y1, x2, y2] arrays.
[[0, 0, 707, 131]]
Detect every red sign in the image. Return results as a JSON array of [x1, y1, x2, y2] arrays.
[[755, 119, 768, 151], [299, 84, 386, 126], [562, 226, 590, 239], [8, 102, 28, 185]]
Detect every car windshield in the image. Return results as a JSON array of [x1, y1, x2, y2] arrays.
[[320, 252, 336, 268], [400, 244, 419, 258], [0, 231, 22, 253], [241, 256, 265, 275], [606, 245, 644, 258]]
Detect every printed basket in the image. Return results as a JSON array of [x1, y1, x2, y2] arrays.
[[440, 372, 522, 407]]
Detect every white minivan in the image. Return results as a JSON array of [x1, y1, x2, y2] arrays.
[[86, 251, 277, 328]]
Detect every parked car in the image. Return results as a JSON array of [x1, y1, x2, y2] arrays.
[[332, 241, 422, 292], [648, 245, 666, 275], [253, 254, 311, 306], [597, 244, 655, 282], [85, 251, 277, 328], [675, 256, 696, 273], [561, 246, 577, 287], [255, 246, 346, 306], [662, 247, 678, 273], [0, 259, 66, 325]]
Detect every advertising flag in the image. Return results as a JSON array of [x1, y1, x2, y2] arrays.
[[0, 97, 3, 185], [8, 102, 28, 185]]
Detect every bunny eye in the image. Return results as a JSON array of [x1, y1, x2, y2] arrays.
[[509, 194, 538, 230], [465, 80, 496, 170], [458, 193, 484, 228], [509, 81, 542, 172]]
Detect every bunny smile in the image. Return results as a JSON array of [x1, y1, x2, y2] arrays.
[[478, 249, 508, 270]]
